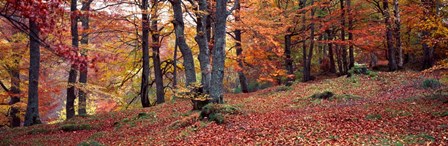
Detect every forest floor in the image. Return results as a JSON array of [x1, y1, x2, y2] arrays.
[[1, 71, 447, 145]]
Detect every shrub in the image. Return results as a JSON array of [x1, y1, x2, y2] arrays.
[[60, 124, 92, 132], [422, 78, 441, 89]]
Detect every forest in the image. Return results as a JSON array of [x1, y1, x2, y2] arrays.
[[0, 0, 447, 145]]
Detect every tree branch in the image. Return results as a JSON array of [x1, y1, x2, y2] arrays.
[[0, 80, 10, 92]]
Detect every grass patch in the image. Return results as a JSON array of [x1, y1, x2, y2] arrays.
[[114, 112, 157, 128], [331, 94, 362, 101], [401, 133, 435, 144], [310, 91, 334, 99], [422, 78, 442, 89], [60, 124, 92, 132], [27, 128, 53, 135], [77, 140, 103, 146], [365, 114, 382, 121], [432, 111, 448, 117], [275, 86, 292, 92]]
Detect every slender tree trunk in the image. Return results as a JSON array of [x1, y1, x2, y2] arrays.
[[336, 45, 344, 74], [326, 29, 336, 73], [340, 0, 348, 74], [234, 0, 249, 91], [173, 41, 178, 88], [78, 0, 91, 116], [300, 0, 307, 82], [304, 0, 315, 82], [347, 0, 354, 69], [24, 20, 42, 126], [284, 34, 293, 85], [140, 0, 151, 107], [170, 0, 196, 86], [421, 0, 434, 70], [383, 0, 398, 71], [195, 0, 211, 93], [210, 0, 229, 103], [67, 0, 78, 119], [152, 0, 164, 104], [8, 53, 21, 127]]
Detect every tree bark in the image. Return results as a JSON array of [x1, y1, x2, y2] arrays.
[[421, 0, 434, 70], [210, 0, 228, 103], [383, 0, 398, 71], [8, 53, 21, 127], [78, 0, 91, 116], [326, 29, 336, 73], [234, 0, 249, 91], [300, 0, 307, 82], [170, 0, 196, 86], [393, 0, 403, 68], [152, 0, 164, 104], [347, 0, 354, 69], [195, 0, 211, 93], [284, 34, 293, 85], [303, 0, 315, 82], [173, 41, 178, 88], [340, 0, 348, 74], [67, 0, 78, 119], [141, 0, 151, 107], [24, 19, 42, 126]]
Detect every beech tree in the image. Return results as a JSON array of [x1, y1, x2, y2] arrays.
[[141, 0, 151, 107], [66, 0, 78, 119]]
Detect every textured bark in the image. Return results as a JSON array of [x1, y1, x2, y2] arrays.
[[393, 0, 403, 68], [152, 0, 164, 104], [195, 0, 211, 93], [78, 0, 91, 116], [347, 0, 354, 69], [383, 0, 398, 71], [421, 0, 434, 70], [234, 0, 249, 92], [8, 53, 21, 127], [300, 0, 308, 82], [340, 0, 348, 74], [336, 45, 344, 74], [210, 0, 228, 103], [171, 0, 196, 86], [303, 0, 315, 82], [140, 0, 151, 107], [326, 29, 336, 73], [67, 0, 78, 119], [173, 41, 178, 88], [284, 35, 293, 81], [24, 20, 42, 126]]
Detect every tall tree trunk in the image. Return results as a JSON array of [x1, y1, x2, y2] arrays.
[[304, 0, 315, 82], [67, 0, 78, 119], [347, 0, 354, 69], [383, 0, 398, 71], [24, 20, 42, 126], [393, 0, 403, 68], [170, 0, 196, 86], [336, 45, 344, 74], [340, 0, 348, 74], [8, 53, 21, 127], [210, 0, 229, 103], [140, 0, 151, 108], [173, 41, 178, 88], [234, 0, 249, 91], [152, 0, 164, 104], [421, 0, 433, 70], [195, 0, 211, 93], [284, 34, 293, 85], [300, 0, 307, 82], [78, 0, 91, 116], [326, 29, 336, 73]]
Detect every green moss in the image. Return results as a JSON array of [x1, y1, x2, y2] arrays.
[[60, 124, 92, 132], [365, 114, 382, 121], [422, 78, 441, 89]]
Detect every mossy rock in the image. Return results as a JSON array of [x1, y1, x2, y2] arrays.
[[60, 124, 92, 132], [310, 91, 334, 100]]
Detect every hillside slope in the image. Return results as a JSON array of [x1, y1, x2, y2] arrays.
[[1, 71, 447, 145]]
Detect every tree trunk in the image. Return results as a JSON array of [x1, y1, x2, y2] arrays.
[[234, 0, 249, 91], [284, 34, 293, 85], [347, 0, 355, 69], [421, 0, 434, 70], [340, 0, 348, 74], [326, 29, 336, 73], [152, 0, 164, 104], [393, 0, 403, 68], [67, 0, 78, 119], [210, 0, 228, 103], [24, 20, 42, 126], [300, 0, 307, 82], [383, 0, 398, 71], [304, 0, 315, 82], [195, 0, 211, 93], [171, 0, 196, 86], [78, 0, 91, 116], [9, 53, 21, 127], [336, 45, 344, 74], [173, 41, 178, 88], [140, 0, 151, 108]]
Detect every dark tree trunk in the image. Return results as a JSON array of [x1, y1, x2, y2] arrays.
[[347, 0, 355, 69], [210, 0, 229, 103], [8, 53, 21, 127], [383, 0, 398, 71], [24, 20, 42, 126], [326, 29, 336, 73], [234, 0, 249, 91], [195, 0, 211, 93], [421, 0, 434, 70], [152, 0, 164, 104], [393, 0, 403, 68], [284, 34, 293, 85], [336, 45, 344, 74], [173, 41, 178, 88], [171, 0, 196, 86], [141, 0, 151, 108], [78, 0, 91, 116], [300, 0, 307, 82], [67, 0, 78, 119], [303, 0, 315, 82], [340, 0, 348, 74]]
